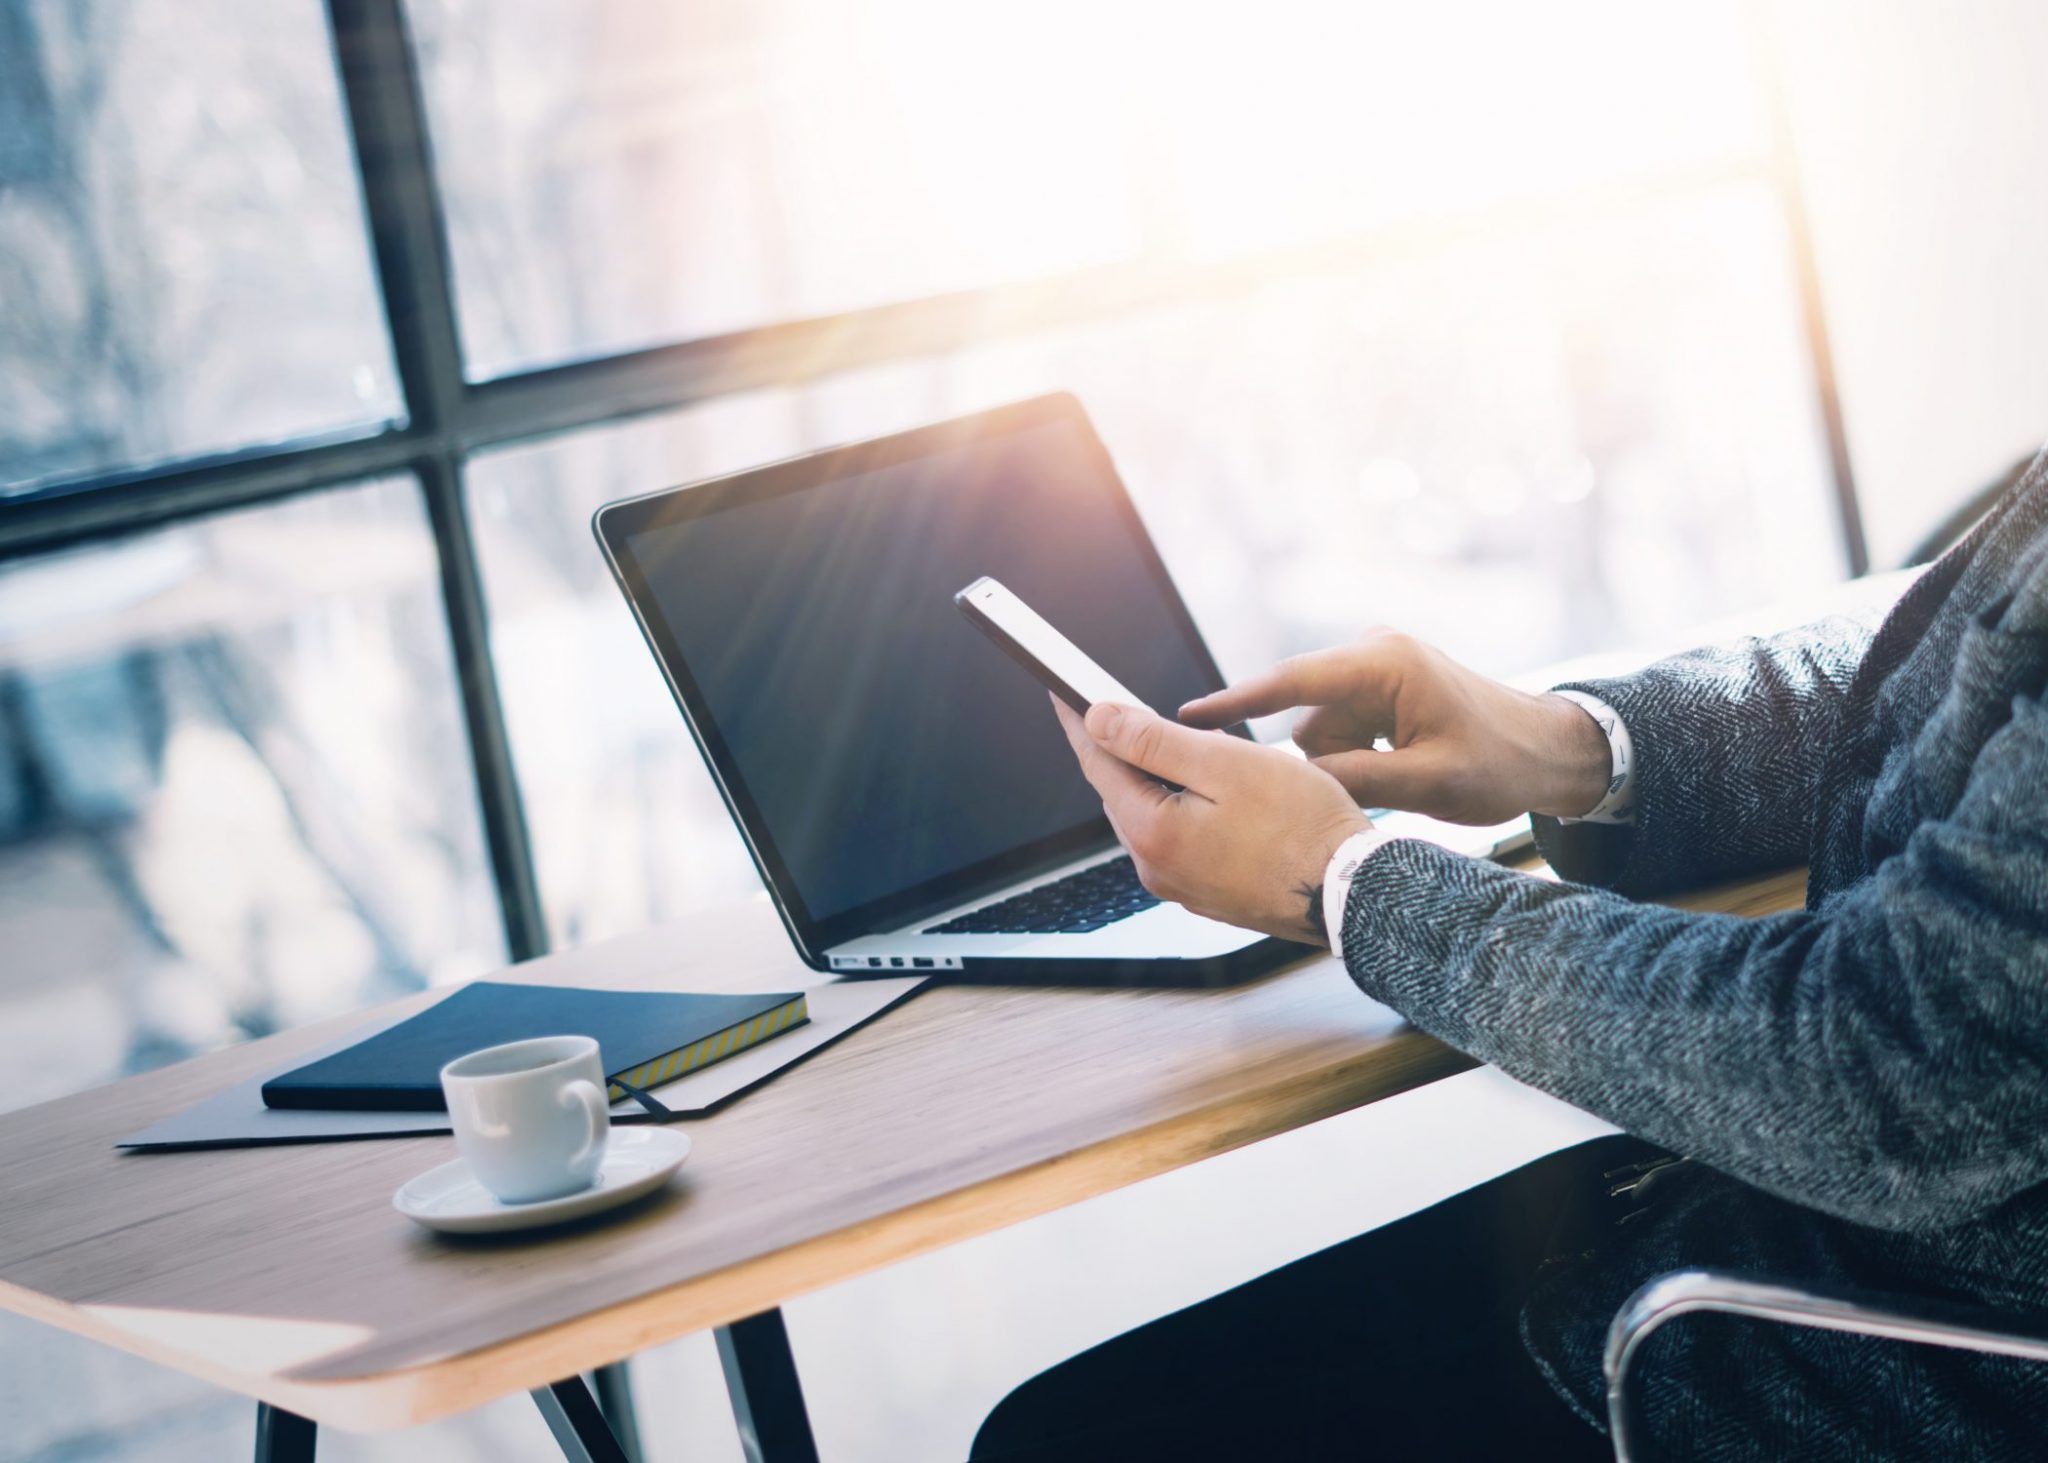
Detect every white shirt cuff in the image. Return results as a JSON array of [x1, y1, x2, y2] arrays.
[[1322, 828, 1395, 946], [1549, 689, 1636, 825]]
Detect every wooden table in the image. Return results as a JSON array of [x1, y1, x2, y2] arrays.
[[0, 864, 1807, 1462]]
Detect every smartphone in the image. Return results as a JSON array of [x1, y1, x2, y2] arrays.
[[954, 576, 1143, 716]]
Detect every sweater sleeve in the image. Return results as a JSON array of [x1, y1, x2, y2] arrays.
[[1530, 610, 1886, 897], [1340, 683, 2048, 1234]]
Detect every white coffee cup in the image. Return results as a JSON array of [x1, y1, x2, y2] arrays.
[[440, 1035, 611, 1204]]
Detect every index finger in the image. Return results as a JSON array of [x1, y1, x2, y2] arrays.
[[1179, 646, 1391, 728]]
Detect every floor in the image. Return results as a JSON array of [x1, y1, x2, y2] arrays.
[[2, 1067, 1613, 1463]]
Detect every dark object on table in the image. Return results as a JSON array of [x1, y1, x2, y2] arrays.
[[260, 981, 807, 1112]]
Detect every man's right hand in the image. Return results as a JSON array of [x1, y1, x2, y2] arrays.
[[1178, 629, 1614, 826]]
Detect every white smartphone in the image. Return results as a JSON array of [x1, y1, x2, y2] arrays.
[[955, 575, 1535, 861], [954, 576, 1143, 715]]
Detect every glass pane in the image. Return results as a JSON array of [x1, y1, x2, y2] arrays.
[[0, 1, 401, 496], [468, 395, 793, 946], [411, 0, 1763, 379], [1158, 1, 1765, 260], [410, 0, 1143, 377], [0, 478, 503, 1115], [469, 182, 1838, 948]]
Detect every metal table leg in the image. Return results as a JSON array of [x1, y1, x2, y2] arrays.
[[591, 1360, 644, 1463], [533, 1375, 633, 1463], [716, 1308, 821, 1463], [253, 1402, 317, 1462]]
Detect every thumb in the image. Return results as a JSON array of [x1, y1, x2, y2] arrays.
[[1311, 744, 1467, 818], [1085, 702, 1226, 794]]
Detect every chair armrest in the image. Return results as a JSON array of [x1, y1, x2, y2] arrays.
[[1604, 1268, 2048, 1462]]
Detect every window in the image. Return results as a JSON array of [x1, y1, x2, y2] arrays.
[[409, 0, 1771, 377], [0, 479, 501, 1111], [0, 0, 400, 496], [409, 0, 1146, 376], [1, 0, 1864, 992]]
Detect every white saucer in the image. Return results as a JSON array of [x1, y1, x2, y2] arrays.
[[394, 1128, 692, 1235]]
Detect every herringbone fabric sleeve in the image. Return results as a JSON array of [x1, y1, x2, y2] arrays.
[[1341, 678, 2048, 1232], [1530, 611, 1887, 897]]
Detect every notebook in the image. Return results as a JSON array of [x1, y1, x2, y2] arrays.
[[259, 981, 809, 1112]]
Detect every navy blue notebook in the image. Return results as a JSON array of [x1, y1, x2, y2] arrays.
[[259, 981, 809, 1112]]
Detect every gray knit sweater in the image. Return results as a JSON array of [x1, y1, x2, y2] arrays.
[[1340, 448, 2048, 1458]]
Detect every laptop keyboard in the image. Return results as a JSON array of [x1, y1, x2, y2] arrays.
[[925, 856, 1159, 935]]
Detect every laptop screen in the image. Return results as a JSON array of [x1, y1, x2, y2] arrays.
[[604, 397, 1226, 950]]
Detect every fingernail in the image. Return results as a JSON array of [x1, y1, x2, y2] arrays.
[[1086, 703, 1123, 739]]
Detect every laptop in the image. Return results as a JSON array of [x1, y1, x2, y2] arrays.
[[594, 393, 1528, 984]]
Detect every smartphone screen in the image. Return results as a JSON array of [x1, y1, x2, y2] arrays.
[[955, 576, 1145, 714]]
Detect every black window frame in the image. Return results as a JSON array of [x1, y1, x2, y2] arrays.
[[0, 0, 1869, 967]]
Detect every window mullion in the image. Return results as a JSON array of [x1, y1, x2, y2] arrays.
[[417, 450, 549, 962], [325, 0, 467, 434], [328, 0, 549, 960]]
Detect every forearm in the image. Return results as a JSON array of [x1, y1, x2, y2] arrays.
[[1533, 611, 1886, 896], [1336, 829, 2048, 1232]]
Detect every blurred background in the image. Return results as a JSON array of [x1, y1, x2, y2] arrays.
[[2, 1, 2044, 1458]]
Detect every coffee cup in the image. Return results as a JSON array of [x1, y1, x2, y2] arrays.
[[440, 1035, 611, 1204]]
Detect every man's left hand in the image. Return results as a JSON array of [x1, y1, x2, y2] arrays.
[[1054, 697, 1373, 946]]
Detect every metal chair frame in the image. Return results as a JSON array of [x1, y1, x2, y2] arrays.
[[1604, 1268, 2048, 1461]]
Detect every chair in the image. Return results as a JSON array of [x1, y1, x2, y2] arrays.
[[1603, 1269, 2048, 1460], [1901, 452, 2040, 567]]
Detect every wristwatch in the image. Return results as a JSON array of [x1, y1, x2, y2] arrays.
[[1317, 829, 1392, 947]]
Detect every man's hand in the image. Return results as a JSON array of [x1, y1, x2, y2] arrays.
[[1055, 697, 1372, 946], [1179, 629, 1612, 826]]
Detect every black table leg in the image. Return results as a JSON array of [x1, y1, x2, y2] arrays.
[[253, 1402, 317, 1462], [591, 1361, 644, 1463], [533, 1375, 633, 1463], [716, 1308, 821, 1463]]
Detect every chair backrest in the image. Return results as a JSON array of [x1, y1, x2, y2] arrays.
[[1903, 452, 2041, 568]]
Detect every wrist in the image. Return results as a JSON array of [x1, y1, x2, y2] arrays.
[[1312, 820, 1387, 948], [1530, 691, 1614, 819]]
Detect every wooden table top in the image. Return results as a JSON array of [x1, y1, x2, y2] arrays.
[[0, 863, 1807, 1432]]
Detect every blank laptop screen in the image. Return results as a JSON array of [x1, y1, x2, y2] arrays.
[[621, 412, 1221, 927]]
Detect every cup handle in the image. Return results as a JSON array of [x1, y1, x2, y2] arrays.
[[560, 1078, 609, 1170]]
